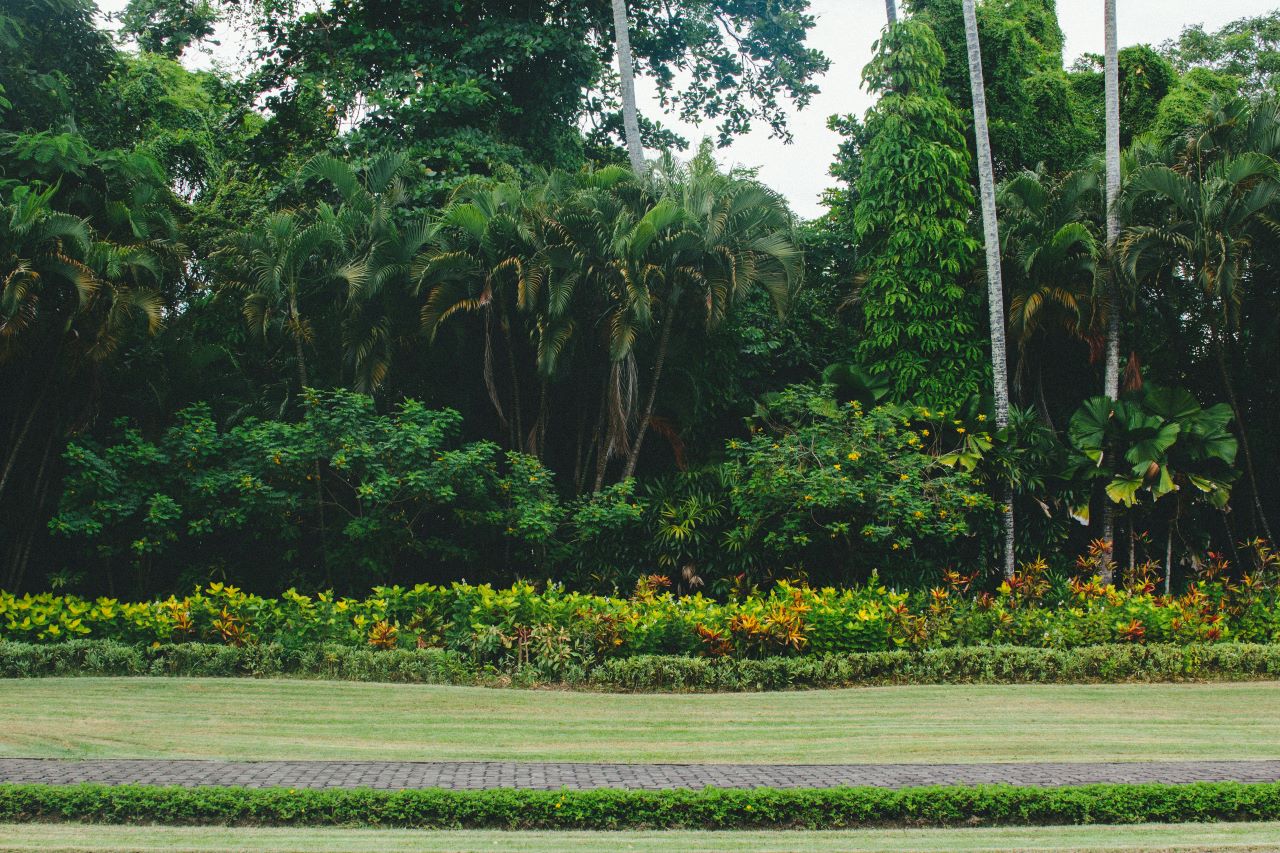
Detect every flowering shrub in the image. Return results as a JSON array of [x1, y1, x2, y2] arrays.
[[4, 541, 1278, 676]]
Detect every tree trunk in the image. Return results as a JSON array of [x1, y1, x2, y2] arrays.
[[885, 0, 897, 24], [611, 0, 646, 174], [1164, 517, 1174, 596], [621, 306, 675, 483], [591, 372, 613, 493], [962, 0, 1015, 579], [290, 297, 327, 583], [291, 298, 309, 392], [1103, 0, 1122, 400], [1100, 0, 1122, 559], [1212, 325, 1273, 542], [0, 385, 46, 504], [500, 307, 524, 453]]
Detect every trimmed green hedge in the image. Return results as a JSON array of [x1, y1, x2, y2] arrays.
[[5, 639, 1280, 690], [1, 782, 1279, 829]]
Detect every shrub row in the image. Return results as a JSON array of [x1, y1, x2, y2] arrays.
[[1, 782, 1279, 829], [4, 568, 1279, 673], [6, 640, 1280, 690]]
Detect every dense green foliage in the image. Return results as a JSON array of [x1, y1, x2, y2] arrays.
[[7, 639, 1280, 689], [2, 0, 1278, 603], [851, 21, 985, 404], [3, 781, 1280, 829], [4, 539, 1279, 681]]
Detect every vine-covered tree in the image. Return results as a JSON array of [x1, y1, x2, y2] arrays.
[[852, 19, 985, 407]]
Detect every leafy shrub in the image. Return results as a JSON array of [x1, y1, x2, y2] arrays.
[[50, 390, 562, 594], [4, 540, 1280, 678], [2, 782, 1279, 829], [719, 387, 995, 587]]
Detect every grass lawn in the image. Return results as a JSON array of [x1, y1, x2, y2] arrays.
[[3, 822, 1280, 852], [1, 678, 1279, 763]]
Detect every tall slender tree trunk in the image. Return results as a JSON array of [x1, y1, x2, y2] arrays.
[[962, 0, 1015, 579], [290, 296, 328, 583], [621, 306, 675, 483], [885, 0, 897, 24], [0, 386, 45, 504], [591, 372, 613, 493], [1100, 0, 1122, 574], [1103, 0, 1122, 399], [611, 0, 646, 174]]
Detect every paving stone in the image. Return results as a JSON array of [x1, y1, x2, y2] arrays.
[[2, 759, 1280, 791]]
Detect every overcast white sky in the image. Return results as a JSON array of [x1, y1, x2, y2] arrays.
[[98, 0, 1274, 217]]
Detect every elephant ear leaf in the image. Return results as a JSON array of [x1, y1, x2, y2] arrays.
[[1106, 476, 1144, 507], [1150, 463, 1177, 499], [1125, 421, 1180, 466], [1187, 473, 1235, 509], [1143, 384, 1200, 420], [1068, 396, 1113, 461]]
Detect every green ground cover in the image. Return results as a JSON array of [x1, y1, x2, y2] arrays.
[[2, 678, 1278, 763], [3, 822, 1280, 852]]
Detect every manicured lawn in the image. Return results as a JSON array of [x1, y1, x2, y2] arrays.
[[2, 678, 1279, 763], [2, 822, 1280, 851]]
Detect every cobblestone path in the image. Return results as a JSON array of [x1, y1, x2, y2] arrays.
[[3, 759, 1279, 790]]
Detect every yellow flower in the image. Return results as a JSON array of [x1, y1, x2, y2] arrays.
[[921, 429, 930, 437], [899, 473, 909, 481], [833, 463, 841, 470], [847, 451, 861, 461], [956, 427, 966, 434], [977, 414, 987, 422]]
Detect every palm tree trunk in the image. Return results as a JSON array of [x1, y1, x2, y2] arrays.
[[611, 0, 646, 174], [1101, 0, 1122, 561], [885, 0, 897, 24], [290, 296, 327, 582], [592, 372, 613, 492], [1103, 0, 1122, 400], [0, 385, 46, 504], [621, 307, 675, 483], [962, 0, 1015, 579], [290, 297, 309, 392]]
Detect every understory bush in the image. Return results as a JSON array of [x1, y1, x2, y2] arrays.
[[4, 540, 1280, 677], [5, 640, 1280, 689], [2, 782, 1279, 829]]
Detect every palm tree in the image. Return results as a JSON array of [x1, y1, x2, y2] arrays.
[[885, 0, 897, 24], [1121, 132, 1280, 542], [521, 166, 653, 477], [961, 0, 1015, 579], [999, 168, 1103, 427], [0, 183, 163, 503], [219, 211, 345, 394], [415, 181, 536, 448], [611, 0, 646, 174], [1, 182, 165, 587], [301, 152, 439, 392], [619, 149, 800, 483]]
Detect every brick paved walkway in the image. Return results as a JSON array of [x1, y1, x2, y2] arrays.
[[3, 759, 1279, 790]]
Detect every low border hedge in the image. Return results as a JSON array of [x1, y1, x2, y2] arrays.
[[4, 640, 1280, 690], [2, 782, 1279, 829]]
